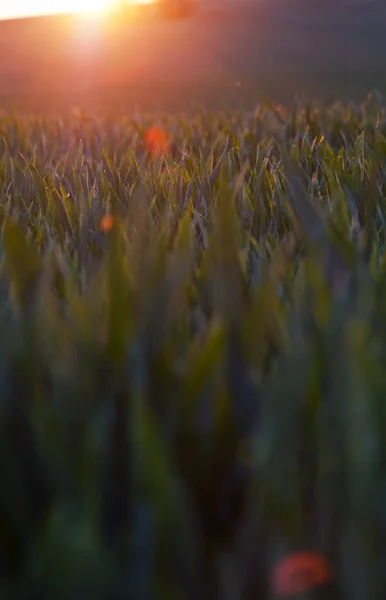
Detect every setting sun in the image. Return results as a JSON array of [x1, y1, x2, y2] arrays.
[[0, 0, 156, 21], [0, 1, 109, 19]]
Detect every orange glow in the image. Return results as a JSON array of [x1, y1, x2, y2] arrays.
[[1, 0, 109, 19], [100, 215, 114, 232], [145, 127, 170, 157], [272, 552, 333, 596], [0, 0, 156, 20]]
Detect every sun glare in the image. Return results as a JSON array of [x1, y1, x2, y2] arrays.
[[0, 0, 152, 21]]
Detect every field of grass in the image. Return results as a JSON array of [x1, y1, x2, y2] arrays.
[[1, 95, 386, 599]]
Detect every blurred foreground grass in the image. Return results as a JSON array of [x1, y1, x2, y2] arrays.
[[1, 96, 386, 599]]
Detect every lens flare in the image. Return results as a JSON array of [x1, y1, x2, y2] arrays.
[[144, 126, 170, 156], [100, 215, 114, 232], [272, 552, 333, 596]]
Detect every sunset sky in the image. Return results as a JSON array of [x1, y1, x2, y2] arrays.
[[0, 1, 106, 19], [0, 0, 154, 20]]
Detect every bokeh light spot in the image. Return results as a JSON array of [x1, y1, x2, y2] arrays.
[[100, 215, 114, 232], [144, 126, 170, 156], [272, 551, 333, 596]]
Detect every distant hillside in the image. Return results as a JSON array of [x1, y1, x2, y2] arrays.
[[1, 2, 386, 113]]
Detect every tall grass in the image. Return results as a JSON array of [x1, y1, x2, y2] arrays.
[[1, 95, 386, 599]]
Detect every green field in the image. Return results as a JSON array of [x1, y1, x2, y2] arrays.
[[1, 95, 386, 598], [2, 3, 386, 596]]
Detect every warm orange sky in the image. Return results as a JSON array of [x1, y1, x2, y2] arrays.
[[0, 1, 107, 19], [0, 0, 153, 20]]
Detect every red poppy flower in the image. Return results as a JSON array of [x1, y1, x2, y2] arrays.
[[273, 551, 333, 596]]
